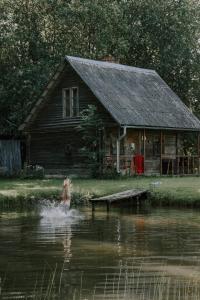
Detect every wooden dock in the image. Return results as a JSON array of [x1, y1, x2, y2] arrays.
[[89, 189, 148, 211]]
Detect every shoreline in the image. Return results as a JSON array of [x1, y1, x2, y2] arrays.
[[0, 177, 200, 210]]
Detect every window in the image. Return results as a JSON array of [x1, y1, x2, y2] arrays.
[[62, 87, 79, 117]]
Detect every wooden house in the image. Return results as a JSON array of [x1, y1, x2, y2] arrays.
[[19, 56, 200, 176]]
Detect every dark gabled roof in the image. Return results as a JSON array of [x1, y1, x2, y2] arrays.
[[19, 56, 200, 131], [66, 56, 200, 130]]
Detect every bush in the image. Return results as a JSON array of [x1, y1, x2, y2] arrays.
[[20, 164, 44, 179], [101, 168, 120, 179], [77, 105, 104, 178]]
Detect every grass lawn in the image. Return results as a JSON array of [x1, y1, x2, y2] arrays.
[[0, 176, 200, 207]]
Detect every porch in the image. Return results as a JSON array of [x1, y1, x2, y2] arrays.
[[103, 128, 200, 176]]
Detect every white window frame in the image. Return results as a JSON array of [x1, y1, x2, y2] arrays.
[[62, 87, 79, 118]]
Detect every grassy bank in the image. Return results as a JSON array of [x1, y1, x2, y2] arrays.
[[0, 176, 200, 209]]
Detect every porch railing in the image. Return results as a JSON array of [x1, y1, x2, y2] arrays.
[[161, 155, 200, 175], [103, 154, 200, 175]]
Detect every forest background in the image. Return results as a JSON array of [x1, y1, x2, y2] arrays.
[[0, 0, 200, 135]]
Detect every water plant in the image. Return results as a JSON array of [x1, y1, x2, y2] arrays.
[[2, 260, 200, 300]]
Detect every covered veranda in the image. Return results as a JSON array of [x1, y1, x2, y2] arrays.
[[103, 127, 200, 176]]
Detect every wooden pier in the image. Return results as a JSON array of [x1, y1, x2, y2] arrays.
[[89, 189, 148, 212]]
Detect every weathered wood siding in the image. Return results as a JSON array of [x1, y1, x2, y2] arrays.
[[29, 131, 89, 175], [27, 64, 117, 174], [29, 65, 115, 132], [0, 140, 21, 175]]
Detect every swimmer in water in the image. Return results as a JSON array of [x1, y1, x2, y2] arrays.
[[61, 177, 72, 209]]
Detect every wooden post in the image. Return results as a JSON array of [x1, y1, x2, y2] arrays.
[[176, 133, 180, 175], [143, 129, 146, 174], [99, 128, 104, 174], [117, 126, 120, 173], [92, 202, 95, 212], [116, 127, 127, 173], [106, 201, 110, 212], [177, 157, 180, 175], [139, 131, 142, 154], [136, 196, 139, 207], [160, 131, 163, 175], [192, 156, 194, 174], [116, 139, 120, 173], [176, 133, 178, 175], [167, 159, 170, 175], [182, 157, 184, 175], [198, 133, 200, 175]]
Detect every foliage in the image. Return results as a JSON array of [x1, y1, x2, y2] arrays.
[[181, 132, 198, 155], [122, 0, 200, 109], [0, 0, 200, 135], [101, 168, 120, 179], [77, 105, 104, 177]]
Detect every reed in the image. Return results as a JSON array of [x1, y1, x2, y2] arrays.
[[94, 261, 200, 300], [2, 261, 200, 300]]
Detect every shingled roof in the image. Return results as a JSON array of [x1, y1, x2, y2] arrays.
[[66, 56, 200, 130], [20, 56, 200, 131]]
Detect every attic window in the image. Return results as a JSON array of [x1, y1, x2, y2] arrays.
[[62, 87, 79, 118]]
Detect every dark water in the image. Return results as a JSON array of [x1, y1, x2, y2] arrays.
[[1, 203, 200, 299]]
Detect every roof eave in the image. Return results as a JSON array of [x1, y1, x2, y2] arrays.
[[121, 124, 200, 131]]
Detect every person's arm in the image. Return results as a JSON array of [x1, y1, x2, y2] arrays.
[[63, 180, 67, 188]]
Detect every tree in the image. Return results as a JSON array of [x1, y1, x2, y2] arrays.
[[0, 0, 199, 135], [77, 105, 104, 177], [121, 0, 200, 108]]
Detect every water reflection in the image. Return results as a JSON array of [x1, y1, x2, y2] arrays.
[[39, 201, 84, 265], [1, 206, 200, 299]]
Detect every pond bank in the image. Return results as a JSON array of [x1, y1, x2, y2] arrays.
[[0, 176, 200, 209]]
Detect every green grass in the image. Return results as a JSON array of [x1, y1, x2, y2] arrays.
[[0, 176, 200, 208]]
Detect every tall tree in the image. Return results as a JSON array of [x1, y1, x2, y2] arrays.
[[122, 0, 200, 108], [0, 0, 199, 134]]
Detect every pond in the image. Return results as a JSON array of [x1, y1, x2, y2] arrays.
[[1, 203, 200, 299]]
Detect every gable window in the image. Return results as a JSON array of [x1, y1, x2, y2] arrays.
[[62, 87, 79, 117]]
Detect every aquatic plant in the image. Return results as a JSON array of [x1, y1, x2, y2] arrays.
[[2, 260, 200, 300]]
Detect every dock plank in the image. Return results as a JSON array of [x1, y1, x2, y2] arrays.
[[90, 189, 148, 203]]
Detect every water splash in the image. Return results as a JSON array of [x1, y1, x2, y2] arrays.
[[39, 200, 84, 226]]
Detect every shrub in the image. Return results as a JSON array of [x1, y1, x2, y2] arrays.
[[77, 105, 104, 178]]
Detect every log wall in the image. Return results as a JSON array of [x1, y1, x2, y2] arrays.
[[29, 131, 90, 175], [27, 64, 117, 174], [29, 65, 115, 132]]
